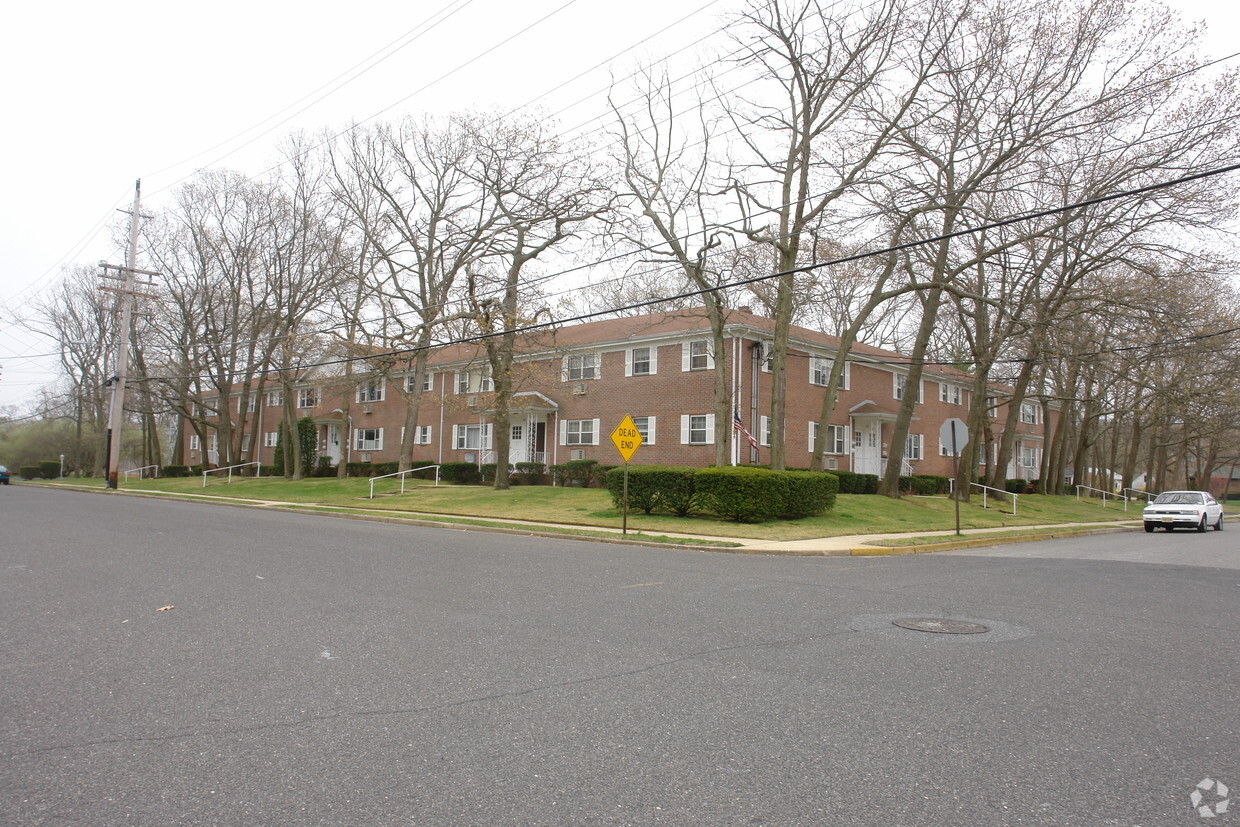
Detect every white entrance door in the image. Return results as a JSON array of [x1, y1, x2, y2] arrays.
[[853, 419, 882, 475], [508, 418, 528, 467], [325, 424, 342, 465]]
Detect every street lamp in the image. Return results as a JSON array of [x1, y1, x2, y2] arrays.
[[59, 454, 64, 479]]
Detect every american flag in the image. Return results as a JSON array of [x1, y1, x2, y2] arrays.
[[733, 411, 759, 450]]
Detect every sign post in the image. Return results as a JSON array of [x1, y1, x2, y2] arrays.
[[609, 416, 643, 535], [939, 417, 969, 536]]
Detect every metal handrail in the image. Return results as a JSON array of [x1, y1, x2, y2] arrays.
[[369, 464, 440, 499], [1076, 484, 1120, 509], [1121, 487, 1153, 512], [122, 464, 160, 480], [203, 461, 263, 487], [970, 481, 1018, 516]]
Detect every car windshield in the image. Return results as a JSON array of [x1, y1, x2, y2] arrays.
[[1152, 492, 1203, 505]]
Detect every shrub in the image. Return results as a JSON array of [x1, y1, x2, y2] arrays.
[[605, 465, 698, 515], [695, 466, 788, 523], [553, 459, 598, 487], [783, 471, 839, 518], [371, 461, 399, 477], [1005, 478, 1031, 494], [19, 465, 40, 480], [39, 460, 61, 479], [162, 465, 190, 478], [514, 462, 547, 485], [898, 475, 916, 494], [593, 464, 616, 488], [189, 465, 205, 476], [857, 474, 879, 494], [909, 474, 950, 495], [345, 462, 374, 478], [832, 470, 860, 494], [439, 462, 482, 485], [313, 457, 336, 478]]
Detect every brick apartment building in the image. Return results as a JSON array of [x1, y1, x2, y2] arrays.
[[185, 306, 1053, 480]]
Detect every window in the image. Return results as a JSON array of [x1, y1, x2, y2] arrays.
[[681, 414, 714, 445], [565, 353, 599, 381], [355, 428, 384, 451], [241, 434, 251, 452], [1019, 443, 1041, 468], [985, 396, 999, 419], [406, 372, 434, 393], [562, 419, 598, 446], [298, 388, 319, 408], [682, 340, 714, 372], [939, 383, 962, 405], [356, 379, 384, 404], [894, 373, 922, 403], [905, 433, 924, 461], [453, 424, 491, 450], [511, 425, 523, 442], [809, 422, 847, 455], [627, 346, 656, 377], [1020, 401, 1040, 425], [632, 416, 656, 445], [810, 357, 850, 389], [457, 369, 492, 394], [266, 390, 283, 407], [247, 396, 257, 413], [264, 432, 279, 448], [189, 435, 200, 451], [414, 426, 432, 445]]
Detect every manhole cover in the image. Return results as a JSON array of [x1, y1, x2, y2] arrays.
[[892, 617, 990, 635]]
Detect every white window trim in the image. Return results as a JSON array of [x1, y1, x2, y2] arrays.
[[189, 434, 201, 450], [939, 382, 962, 405], [894, 373, 923, 404], [559, 418, 600, 446], [632, 416, 656, 445], [266, 390, 283, 407], [356, 379, 385, 404], [298, 388, 319, 408], [905, 433, 924, 461], [809, 422, 848, 455], [681, 414, 716, 445], [264, 431, 278, 448], [561, 353, 600, 382], [406, 372, 435, 394], [354, 427, 385, 452], [681, 340, 715, 372], [810, 357, 850, 390], [625, 346, 658, 377]]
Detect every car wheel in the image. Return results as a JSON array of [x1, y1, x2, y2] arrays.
[[1144, 523, 1155, 533], [1197, 515, 1208, 532], [1215, 514, 1224, 531]]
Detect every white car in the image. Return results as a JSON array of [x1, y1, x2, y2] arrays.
[[1142, 490, 1224, 533]]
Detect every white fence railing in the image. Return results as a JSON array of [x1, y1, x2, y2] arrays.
[[122, 464, 160, 480], [203, 461, 262, 487], [369, 465, 440, 499], [971, 482, 1018, 516], [1121, 488, 1152, 512]]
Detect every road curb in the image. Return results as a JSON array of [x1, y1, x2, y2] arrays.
[[847, 524, 1139, 556]]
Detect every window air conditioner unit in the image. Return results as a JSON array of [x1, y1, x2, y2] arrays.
[[571, 383, 587, 395], [571, 449, 585, 460], [362, 405, 374, 414], [826, 457, 838, 470], [467, 395, 478, 407]]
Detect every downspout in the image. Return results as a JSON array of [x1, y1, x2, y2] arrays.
[[731, 336, 740, 466], [437, 373, 445, 465], [750, 341, 760, 464]]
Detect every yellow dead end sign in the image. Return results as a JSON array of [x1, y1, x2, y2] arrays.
[[610, 415, 643, 464]]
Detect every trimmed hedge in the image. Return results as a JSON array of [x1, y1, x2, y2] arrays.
[[19, 465, 40, 480], [439, 462, 482, 484], [783, 470, 839, 518], [162, 465, 191, 478], [514, 462, 548, 485], [39, 460, 61, 479], [899, 474, 951, 495], [695, 467, 789, 523], [553, 459, 599, 487], [605, 465, 699, 515]]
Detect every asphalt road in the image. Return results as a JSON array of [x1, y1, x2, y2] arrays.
[[1, 485, 1237, 826]]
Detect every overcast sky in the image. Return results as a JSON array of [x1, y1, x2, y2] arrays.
[[0, 0, 1235, 409]]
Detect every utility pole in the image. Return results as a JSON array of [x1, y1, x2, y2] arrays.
[[100, 180, 159, 489]]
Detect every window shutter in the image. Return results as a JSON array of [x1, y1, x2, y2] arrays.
[[760, 415, 769, 447], [591, 418, 600, 445], [681, 343, 691, 372], [704, 343, 715, 370], [482, 424, 492, 450], [559, 419, 568, 446], [808, 421, 816, 452], [649, 347, 658, 374], [704, 414, 715, 444], [376, 428, 385, 451], [646, 417, 656, 445], [624, 350, 633, 377], [560, 356, 569, 382], [680, 415, 691, 444]]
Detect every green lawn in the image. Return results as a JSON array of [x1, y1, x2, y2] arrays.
[[40, 475, 1158, 541]]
